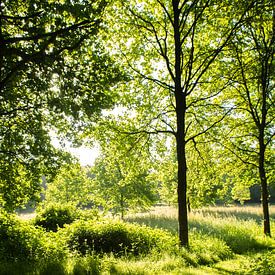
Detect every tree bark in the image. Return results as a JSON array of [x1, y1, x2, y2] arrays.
[[176, 114, 189, 246], [173, 0, 189, 247], [258, 45, 271, 236], [259, 141, 271, 236]]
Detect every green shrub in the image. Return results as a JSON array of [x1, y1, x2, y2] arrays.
[[0, 210, 43, 262], [63, 219, 177, 256], [34, 203, 79, 232]]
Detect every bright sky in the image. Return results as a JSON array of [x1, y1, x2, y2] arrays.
[[50, 133, 99, 166], [68, 146, 99, 166]]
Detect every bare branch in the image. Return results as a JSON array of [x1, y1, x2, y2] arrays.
[[187, 1, 256, 96], [119, 50, 173, 90], [233, 42, 261, 127], [121, 128, 176, 137], [210, 135, 259, 168], [265, 131, 275, 147]]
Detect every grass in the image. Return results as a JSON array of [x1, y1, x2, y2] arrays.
[[3, 204, 275, 274], [125, 204, 275, 274]]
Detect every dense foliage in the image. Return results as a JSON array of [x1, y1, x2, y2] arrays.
[[0, 210, 43, 262], [0, 0, 123, 211], [64, 219, 176, 256], [34, 203, 79, 232]]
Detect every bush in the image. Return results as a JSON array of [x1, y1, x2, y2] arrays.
[[63, 219, 177, 256], [0, 210, 43, 262], [34, 203, 79, 232]]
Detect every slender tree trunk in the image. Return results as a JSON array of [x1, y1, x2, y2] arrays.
[[173, 0, 189, 247], [258, 50, 271, 236], [187, 198, 191, 213], [120, 192, 124, 220], [259, 128, 271, 236]]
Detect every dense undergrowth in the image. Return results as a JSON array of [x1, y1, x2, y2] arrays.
[[0, 204, 274, 274]]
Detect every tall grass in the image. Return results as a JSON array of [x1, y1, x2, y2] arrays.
[[126, 205, 275, 254], [3, 204, 274, 274]]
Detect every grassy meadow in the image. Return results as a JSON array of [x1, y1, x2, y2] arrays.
[[1, 204, 274, 274], [125, 205, 275, 274]]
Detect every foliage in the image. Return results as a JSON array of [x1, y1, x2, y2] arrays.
[[34, 203, 79, 232], [213, 0, 275, 234], [0, 0, 123, 211], [100, 0, 264, 246], [70, 255, 102, 275], [89, 128, 159, 218], [0, 209, 68, 272], [63, 219, 177, 256], [0, 205, 274, 274], [0, 209, 43, 262], [44, 164, 96, 208]]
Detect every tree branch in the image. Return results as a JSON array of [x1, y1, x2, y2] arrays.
[[186, 108, 233, 144], [3, 20, 95, 44], [1, 11, 43, 21]]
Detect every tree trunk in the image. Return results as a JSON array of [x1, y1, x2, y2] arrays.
[[258, 51, 271, 236], [259, 130, 271, 236], [173, 0, 189, 247], [120, 192, 124, 220], [176, 127, 189, 246]]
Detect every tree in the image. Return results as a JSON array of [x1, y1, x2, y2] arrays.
[[0, 0, 122, 210], [90, 127, 158, 219], [44, 164, 94, 208], [106, 0, 255, 246], [219, 0, 275, 236]]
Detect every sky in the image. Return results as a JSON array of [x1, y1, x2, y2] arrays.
[[68, 146, 99, 166], [50, 133, 99, 166]]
